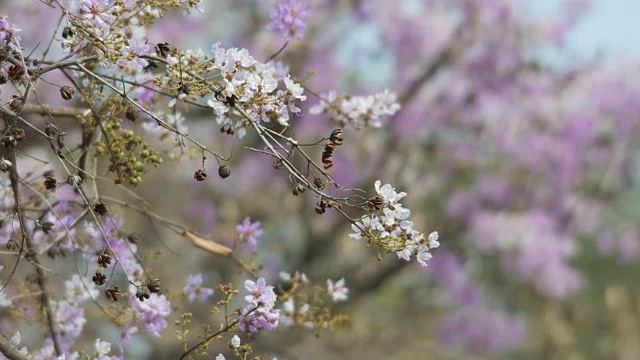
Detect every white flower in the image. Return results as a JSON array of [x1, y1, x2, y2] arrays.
[[374, 180, 407, 204], [65, 274, 99, 304], [215, 355, 226, 360], [230, 335, 241, 348], [416, 245, 433, 267], [326, 278, 349, 302], [428, 231, 440, 249], [95, 338, 111, 355]]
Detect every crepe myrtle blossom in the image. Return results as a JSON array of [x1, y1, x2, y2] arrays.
[[129, 290, 171, 336], [310, 90, 400, 129], [207, 43, 306, 138], [0, 15, 21, 50], [326, 278, 349, 302], [238, 277, 280, 333], [183, 273, 215, 302], [350, 180, 439, 266], [266, 0, 312, 41], [236, 217, 264, 248]]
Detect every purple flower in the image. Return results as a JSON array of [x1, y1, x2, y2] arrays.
[[244, 277, 276, 307], [0, 16, 21, 50], [53, 300, 86, 353], [238, 303, 280, 333], [266, 0, 311, 41], [238, 277, 280, 334], [183, 274, 215, 302], [130, 292, 171, 336], [236, 217, 264, 249]]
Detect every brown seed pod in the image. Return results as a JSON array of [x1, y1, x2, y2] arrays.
[[218, 164, 231, 179], [60, 86, 75, 100], [9, 95, 23, 111], [93, 202, 108, 216], [7, 65, 24, 80], [44, 176, 57, 191], [194, 168, 207, 181], [147, 278, 161, 293], [136, 287, 151, 302], [367, 196, 384, 211], [97, 253, 112, 268], [322, 143, 335, 170], [329, 128, 343, 146], [45, 123, 59, 137], [125, 107, 138, 122], [41, 221, 54, 234], [62, 26, 74, 39], [105, 286, 122, 302], [155, 42, 171, 57], [92, 272, 107, 285]]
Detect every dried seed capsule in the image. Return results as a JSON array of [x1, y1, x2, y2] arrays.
[[7, 65, 24, 80], [93, 202, 108, 216], [45, 123, 59, 137], [321, 143, 335, 170], [92, 272, 107, 285], [125, 107, 138, 122], [44, 176, 57, 190], [9, 95, 23, 111], [136, 287, 151, 301], [41, 221, 54, 234], [313, 177, 323, 189], [0, 158, 12, 172], [155, 42, 171, 57], [329, 128, 343, 146], [62, 26, 74, 39], [60, 86, 75, 100], [105, 286, 122, 302], [147, 279, 161, 293], [97, 253, 112, 268], [218, 164, 231, 179], [194, 168, 207, 181]]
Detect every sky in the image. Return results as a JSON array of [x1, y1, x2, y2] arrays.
[[529, 0, 640, 61]]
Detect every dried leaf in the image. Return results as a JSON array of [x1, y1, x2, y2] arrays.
[[182, 230, 232, 256]]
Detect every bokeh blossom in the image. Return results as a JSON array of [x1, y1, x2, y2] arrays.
[[266, 0, 311, 41]]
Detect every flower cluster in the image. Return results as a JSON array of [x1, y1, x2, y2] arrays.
[[0, 15, 21, 50], [129, 290, 171, 337], [238, 277, 280, 333], [266, 0, 312, 41], [350, 180, 439, 266], [207, 43, 307, 137], [310, 90, 401, 129]]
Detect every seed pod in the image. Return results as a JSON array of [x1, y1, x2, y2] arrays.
[[60, 86, 75, 100], [194, 168, 207, 181], [313, 177, 323, 189], [92, 272, 107, 285], [315, 200, 327, 214], [93, 202, 108, 216], [125, 107, 138, 121], [12, 128, 25, 142], [41, 221, 54, 234], [57, 132, 67, 149], [45, 123, 59, 137], [136, 287, 151, 302], [218, 164, 231, 179], [329, 128, 343, 146], [67, 174, 82, 187], [147, 278, 161, 293], [7, 65, 24, 80], [9, 95, 23, 111], [144, 60, 158, 72], [105, 286, 122, 302], [98, 253, 112, 268], [62, 26, 74, 39], [321, 143, 335, 170], [155, 42, 171, 57], [0, 72, 7, 85], [44, 176, 57, 190], [367, 196, 384, 211], [0, 158, 12, 172]]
